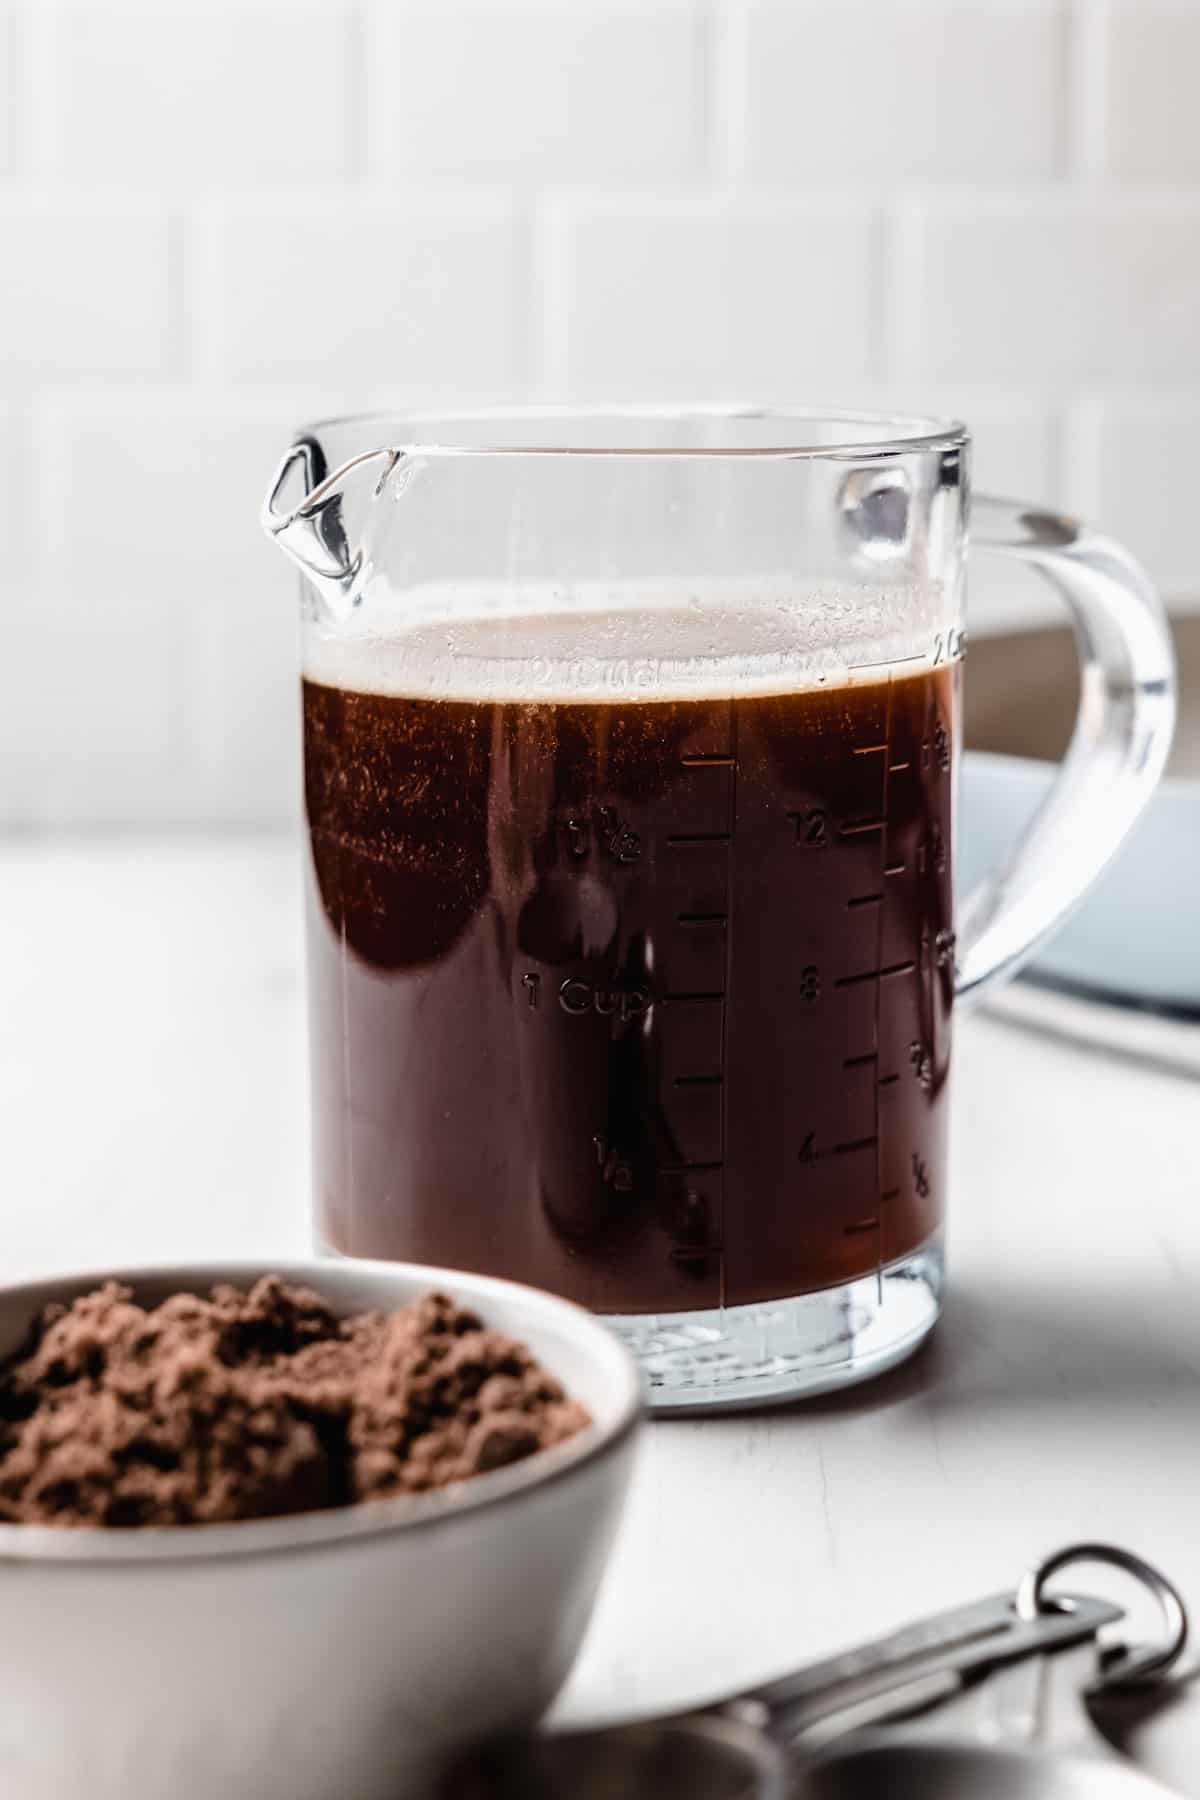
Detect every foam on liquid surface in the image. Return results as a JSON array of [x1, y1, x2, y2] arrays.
[[303, 578, 951, 704]]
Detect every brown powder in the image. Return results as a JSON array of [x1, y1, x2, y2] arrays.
[[0, 1278, 590, 1528]]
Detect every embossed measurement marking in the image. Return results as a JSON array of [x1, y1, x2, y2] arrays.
[[798, 1132, 879, 1163], [789, 807, 828, 847], [833, 958, 915, 990], [909, 1040, 933, 1090], [592, 1134, 634, 1193], [835, 1134, 878, 1155], [558, 978, 651, 1019], [848, 651, 926, 672], [659, 718, 737, 1249], [562, 805, 642, 864]]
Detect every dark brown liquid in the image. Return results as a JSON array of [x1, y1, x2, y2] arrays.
[[303, 664, 957, 1313]]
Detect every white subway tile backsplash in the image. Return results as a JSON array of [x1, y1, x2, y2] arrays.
[[896, 192, 1200, 382], [0, 414, 40, 823], [1100, 3, 1200, 182], [371, 2, 705, 183], [0, 200, 172, 381], [878, 384, 1062, 635], [50, 4, 357, 185], [7, 0, 1200, 824], [546, 194, 881, 391], [0, 5, 26, 178], [31, 395, 301, 825], [891, 387, 1059, 501], [741, 1, 1065, 183], [1066, 391, 1200, 598], [32, 413, 177, 823], [202, 196, 525, 387]]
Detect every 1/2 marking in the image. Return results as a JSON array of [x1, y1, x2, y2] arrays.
[[592, 1135, 634, 1193], [563, 805, 642, 865]]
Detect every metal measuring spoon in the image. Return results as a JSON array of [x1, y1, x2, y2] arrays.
[[442, 1545, 1188, 1800], [795, 1739, 1180, 1798]]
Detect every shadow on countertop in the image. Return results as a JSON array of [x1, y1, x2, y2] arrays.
[[648, 1277, 1200, 1429]]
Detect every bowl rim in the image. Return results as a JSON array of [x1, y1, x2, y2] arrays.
[[0, 1257, 643, 1567]]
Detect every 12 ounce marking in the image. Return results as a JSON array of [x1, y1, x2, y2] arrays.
[[789, 807, 828, 848]]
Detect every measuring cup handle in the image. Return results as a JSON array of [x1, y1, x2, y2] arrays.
[[955, 494, 1176, 1004]]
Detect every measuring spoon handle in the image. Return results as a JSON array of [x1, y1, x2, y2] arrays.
[[715, 1587, 1121, 1749], [955, 495, 1175, 1003]]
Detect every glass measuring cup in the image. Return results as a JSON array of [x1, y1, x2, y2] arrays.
[[262, 407, 1174, 1408]]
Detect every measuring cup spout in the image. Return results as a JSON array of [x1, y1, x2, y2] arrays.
[[261, 437, 404, 620]]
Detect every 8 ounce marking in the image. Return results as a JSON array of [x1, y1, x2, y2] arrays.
[[920, 719, 952, 775], [800, 964, 821, 1003], [912, 1153, 930, 1199]]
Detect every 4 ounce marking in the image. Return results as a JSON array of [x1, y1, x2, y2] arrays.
[[917, 823, 947, 876], [909, 1040, 933, 1091]]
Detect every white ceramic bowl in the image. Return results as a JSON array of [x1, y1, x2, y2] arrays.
[[0, 1259, 642, 1800]]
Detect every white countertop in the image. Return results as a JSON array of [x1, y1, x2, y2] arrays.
[[4, 837, 1199, 1750]]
